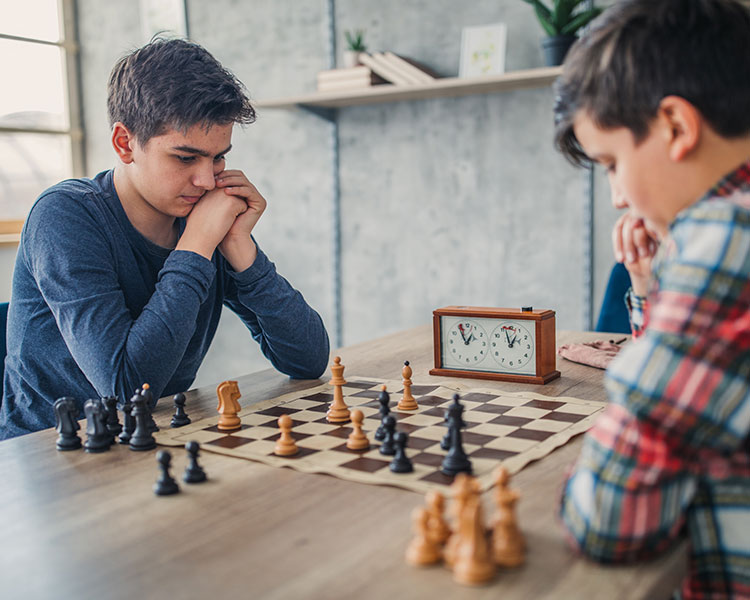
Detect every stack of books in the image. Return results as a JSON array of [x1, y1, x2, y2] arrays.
[[316, 52, 438, 93], [357, 52, 437, 86], [316, 66, 387, 92]]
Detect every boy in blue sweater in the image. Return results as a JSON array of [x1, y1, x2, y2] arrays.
[[0, 38, 329, 439]]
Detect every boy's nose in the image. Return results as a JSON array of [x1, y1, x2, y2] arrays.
[[193, 164, 216, 191]]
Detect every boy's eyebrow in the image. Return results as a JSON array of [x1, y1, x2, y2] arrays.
[[172, 144, 233, 158]]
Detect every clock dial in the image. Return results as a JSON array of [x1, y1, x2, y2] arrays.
[[443, 318, 489, 367], [490, 321, 535, 372]]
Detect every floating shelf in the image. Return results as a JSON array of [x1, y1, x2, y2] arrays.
[[256, 66, 563, 110]]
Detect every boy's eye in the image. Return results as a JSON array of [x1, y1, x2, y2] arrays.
[[175, 155, 195, 164], [214, 154, 226, 163]]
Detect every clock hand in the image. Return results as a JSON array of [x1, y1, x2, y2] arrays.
[[458, 324, 468, 344], [504, 329, 511, 345]]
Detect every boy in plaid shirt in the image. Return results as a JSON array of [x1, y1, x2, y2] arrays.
[[553, 0, 750, 597]]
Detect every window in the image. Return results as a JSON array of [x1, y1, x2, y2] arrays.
[[0, 0, 82, 234]]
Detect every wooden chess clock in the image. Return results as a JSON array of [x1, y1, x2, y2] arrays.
[[429, 306, 561, 384]]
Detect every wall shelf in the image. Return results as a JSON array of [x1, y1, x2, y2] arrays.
[[255, 66, 563, 110]]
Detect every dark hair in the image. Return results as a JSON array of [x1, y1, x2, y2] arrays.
[[107, 37, 256, 145], [554, 0, 750, 166]]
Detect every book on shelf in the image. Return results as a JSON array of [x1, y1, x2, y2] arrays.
[[316, 66, 387, 92], [382, 52, 437, 84]]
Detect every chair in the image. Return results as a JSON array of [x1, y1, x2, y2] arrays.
[[595, 263, 632, 334]]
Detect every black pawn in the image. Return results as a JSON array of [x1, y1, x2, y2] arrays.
[[54, 397, 81, 451], [183, 441, 207, 483], [118, 395, 136, 445], [171, 393, 191, 428], [103, 396, 122, 437], [129, 396, 157, 451], [83, 398, 111, 453], [374, 387, 391, 441], [153, 450, 179, 496], [139, 385, 159, 433], [379, 414, 397, 455], [390, 431, 413, 473]]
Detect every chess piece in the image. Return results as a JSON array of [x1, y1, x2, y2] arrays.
[[153, 450, 180, 496], [118, 395, 136, 445], [102, 396, 122, 436], [129, 395, 157, 451], [491, 467, 525, 567], [216, 380, 242, 431], [140, 383, 159, 433], [54, 397, 81, 451], [425, 490, 451, 546], [444, 474, 481, 567], [405, 506, 442, 566], [274, 414, 299, 456], [397, 361, 418, 410], [441, 393, 465, 451], [171, 392, 191, 428], [453, 495, 496, 585], [183, 441, 207, 483], [346, 408, 370, 450], [390, 431, 413, 473], [83, 398, 112, 453], [326, 356, 350, 423], [374, 385, 390, 441], [441, 394, 472, 476], [378, 414, 397, 455]]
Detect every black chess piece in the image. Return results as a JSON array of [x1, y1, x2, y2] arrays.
[[374, 387, 391, 441], [129, 395, 157, 451], [83, 398, 111, 453], [171, 393, 191, 428], [153, 450, 180, 496], [103, 396, 122, 437], [183, 441, 207, 483], [441, 395, 472, 476], [118, 395, 136, 444], [440, 393, 466, 451], [389, 431, 413, 473], [139, 385, 159, 433], [378, 414, 397, 455], [54, 397, 81, 451]]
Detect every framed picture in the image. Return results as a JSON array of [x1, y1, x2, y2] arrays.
[[459, 23, 508, 78]]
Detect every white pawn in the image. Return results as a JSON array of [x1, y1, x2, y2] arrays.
[[275, 414, 299, 456], [346, 409, 370, 450]]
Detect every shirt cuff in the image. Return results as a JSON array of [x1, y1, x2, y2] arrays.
[[625, 287, 647, 337]]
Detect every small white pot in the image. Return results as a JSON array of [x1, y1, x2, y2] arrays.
[[342, 50, 362, 68]]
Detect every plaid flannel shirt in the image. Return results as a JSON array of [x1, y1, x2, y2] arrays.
[[560, 160, 750, 600]]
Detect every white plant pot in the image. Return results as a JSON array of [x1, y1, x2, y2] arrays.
[[342, 50, 362, 68]]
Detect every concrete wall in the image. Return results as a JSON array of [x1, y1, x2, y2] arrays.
[[36, 0, 620, 389]]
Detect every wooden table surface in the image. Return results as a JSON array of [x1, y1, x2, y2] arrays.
[[0, 327, 687, 600]]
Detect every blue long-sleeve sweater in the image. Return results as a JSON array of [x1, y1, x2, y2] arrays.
[[0, 170, 329, 440]]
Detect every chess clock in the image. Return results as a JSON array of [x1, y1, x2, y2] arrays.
[[429, 306, 561, 384]]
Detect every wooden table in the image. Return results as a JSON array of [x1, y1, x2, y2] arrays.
[[0, 327, 687, 599]]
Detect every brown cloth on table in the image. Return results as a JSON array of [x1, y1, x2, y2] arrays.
[[557, 339, 626, 370]]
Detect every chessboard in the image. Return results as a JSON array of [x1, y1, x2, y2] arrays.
[[154, 377, 607, 495]]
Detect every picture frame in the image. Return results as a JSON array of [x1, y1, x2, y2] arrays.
[[459, 23, 508, 78]]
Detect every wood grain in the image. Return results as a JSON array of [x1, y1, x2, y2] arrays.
[[0, 327, 687, 599]]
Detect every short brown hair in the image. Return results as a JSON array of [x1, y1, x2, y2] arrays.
[[554, 0, 750, 166], [107, 38, 256, 145]]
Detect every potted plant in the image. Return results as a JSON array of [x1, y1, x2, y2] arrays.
[[343, 29, 366, 68], [521, 0, 602, 66]]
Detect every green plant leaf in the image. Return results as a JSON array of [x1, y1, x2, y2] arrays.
[[560, 7, 602, 35], [554, 0, 582, 29], [522, 0, 558, 35], [344, 29, 366, 51]]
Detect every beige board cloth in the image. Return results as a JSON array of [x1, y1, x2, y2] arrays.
[[557, 338, 627, 370], [154, 376, 607, 495]]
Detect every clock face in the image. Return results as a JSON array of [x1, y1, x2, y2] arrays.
[[440, 315, 536, 375], [444, 319, 488, 366], [489, 321, 535, 371]]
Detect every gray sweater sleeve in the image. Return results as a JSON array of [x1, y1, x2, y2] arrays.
[[222, 245, 330, 379], [24, 191, 216, 400]]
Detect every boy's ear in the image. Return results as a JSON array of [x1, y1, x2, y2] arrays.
[[657, 96, 701, 162], [111, 122, 137, 164]]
